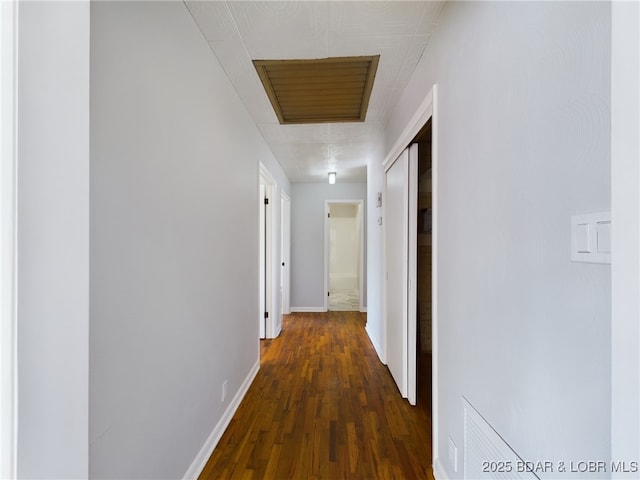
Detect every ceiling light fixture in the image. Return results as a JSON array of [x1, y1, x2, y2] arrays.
[[328, 172, 336, 185]]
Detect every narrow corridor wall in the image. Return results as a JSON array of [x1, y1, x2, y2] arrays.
[[90, 2, 285, 477], [17, 2, 90, 477], [291, 182, 367, 311], [384, 2, 612, 477]]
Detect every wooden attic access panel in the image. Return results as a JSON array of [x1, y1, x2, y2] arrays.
[[253, 56, 380, 124]]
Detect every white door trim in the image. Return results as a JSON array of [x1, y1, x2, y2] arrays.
[[431, 85, 440, 471], [611, 2, 640, 463], [383, 88, 434, 172], [0, 1, 18, 477], [259, 163, 277, 339], [258, 183, 268, 339], [280, 191, 291, 316], [407, 143, 418, 406], [358, 201, 365, 313], [324, 199, 365, 313]]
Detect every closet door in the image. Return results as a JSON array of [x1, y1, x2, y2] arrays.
[[384, 145, 418, 405]]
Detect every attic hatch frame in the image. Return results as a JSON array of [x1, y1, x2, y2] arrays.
[[253, 55, 380, 125]]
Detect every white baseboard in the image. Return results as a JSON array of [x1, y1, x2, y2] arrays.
[[360, 306, 367, 313], [290, 307, 327, 313], [365, 324, 385, 364], [433, 456, 449, 480], [183, 360, 260, 480]]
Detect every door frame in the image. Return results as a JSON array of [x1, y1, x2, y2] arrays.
[[407, 143, 418, 405], [611, 3, 640, 459], [0, 2, 18, 476], [280, 191, 291, 316], [324, 199, 365, 312], [382, 85, 438, 461], [259, 163, 277, 339]]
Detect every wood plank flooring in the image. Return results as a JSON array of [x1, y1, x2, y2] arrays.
[[199, 312, 434, 480]]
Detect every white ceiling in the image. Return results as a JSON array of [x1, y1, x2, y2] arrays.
[[185, 1, 444, 183]]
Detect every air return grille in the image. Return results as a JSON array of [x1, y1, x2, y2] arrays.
[[463, 397, 539, 480], [253, 56, 379, 124]]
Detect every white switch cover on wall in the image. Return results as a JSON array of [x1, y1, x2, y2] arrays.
[[575, 223, 591, 253], [571, 212, 611, 264], [596, 220, 611, 253]]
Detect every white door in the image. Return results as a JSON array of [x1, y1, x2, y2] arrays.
[[384, 146, 418, 405], [259, 166, 275, 339], [385, 149, 409, 398], [259, 183, 266, 339]]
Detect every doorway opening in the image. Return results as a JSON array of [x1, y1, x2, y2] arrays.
[[280, 191, 291, 320], [382, 86, 437, 469], [324, 200, 364, 312], [413, 119, 433, 412], [259, 165, 275, 339]]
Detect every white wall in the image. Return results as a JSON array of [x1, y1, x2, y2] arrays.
[[90, 2, 286, 477], [611, 0, 640, 472], [366, 149, 385, 358], [16, 2, 90, 478], [291, 182, 367, 310], [383, 2, 612, 477]]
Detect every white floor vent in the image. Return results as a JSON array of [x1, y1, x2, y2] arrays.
[[463, 397, 539, 480]]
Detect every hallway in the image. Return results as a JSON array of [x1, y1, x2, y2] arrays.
[[9, 2, 635, 477], [199, 312, 433, 479]]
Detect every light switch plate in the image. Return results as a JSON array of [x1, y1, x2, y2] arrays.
[[576, 223, 591, 253], [571, 212, 611, 264], [596, 220, 611, 254]]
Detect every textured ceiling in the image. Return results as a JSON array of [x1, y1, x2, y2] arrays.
[[185, 1, 445, 183]]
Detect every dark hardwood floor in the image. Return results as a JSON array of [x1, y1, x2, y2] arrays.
[[199, 311, 434, 479]]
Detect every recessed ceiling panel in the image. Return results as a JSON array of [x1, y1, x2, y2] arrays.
[[186, 1, 446, 182], [253, 56, 380, 124]]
